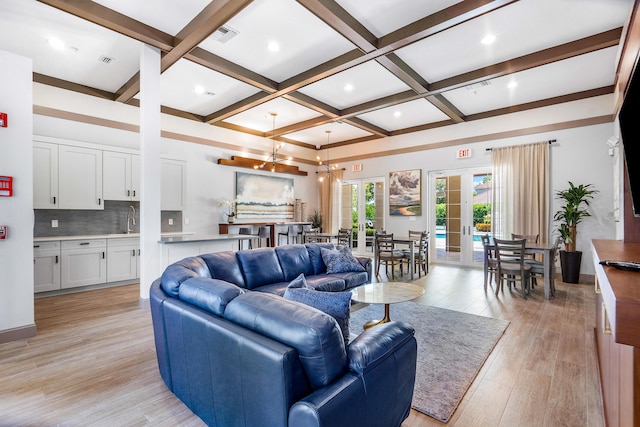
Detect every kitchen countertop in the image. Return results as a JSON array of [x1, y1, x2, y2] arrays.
[[34, 232, 194, 242], [159, 234, 252, 244]]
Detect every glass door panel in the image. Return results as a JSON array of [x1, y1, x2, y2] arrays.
[[431, 168, 491, 266], [341, 178, 384, 255]]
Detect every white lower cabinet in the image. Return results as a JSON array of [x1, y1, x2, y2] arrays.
[[34, 241, 61, 293], [107, 238, 140, 282], [61, 239, 107, 289]]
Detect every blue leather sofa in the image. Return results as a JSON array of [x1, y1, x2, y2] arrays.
[[150, 243, 418, 427]]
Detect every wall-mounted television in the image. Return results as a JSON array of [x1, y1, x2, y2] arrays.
[[619, 58, 640, 217]]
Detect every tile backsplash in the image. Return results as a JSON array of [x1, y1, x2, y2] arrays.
[[34, 201, 182, 237]]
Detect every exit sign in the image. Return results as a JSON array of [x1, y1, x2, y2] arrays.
[[352, 163, 363, 172], [457, 148, 472, 159]]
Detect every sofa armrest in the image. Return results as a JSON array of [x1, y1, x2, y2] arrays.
[[348, 321, 415, 374], [289, 321, 416, 427], [355, 256, 372, 283]]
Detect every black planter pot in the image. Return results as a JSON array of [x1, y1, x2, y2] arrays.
[[560, 250, 582, 283]]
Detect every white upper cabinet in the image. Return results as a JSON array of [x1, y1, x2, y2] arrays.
[[58, 145, 103, 210], [161, 158, 186, 211], [103, 151, 140, 201], [33, 141, 59, 209]]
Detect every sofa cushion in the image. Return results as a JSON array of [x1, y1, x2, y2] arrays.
[[224, 292, 347, 390], [236, 247, 285, 290], [304, 275, 346, 292], [275, 245, 314, 281], [330, 271, 370, 290], [305, 243, 336, 275], [320, 246, 366, 274], [200, 251, 246, 288], [161, 256, 211, 297], [178, 277, 245, 316], [284, 274, 352, 345]]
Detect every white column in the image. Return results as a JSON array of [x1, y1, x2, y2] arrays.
[[139, 44, 162, 299], [0, 51, 35, 341]]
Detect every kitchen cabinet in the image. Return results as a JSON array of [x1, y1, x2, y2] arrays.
[[58, 145, 103, 210], [61, 239, 107, 288], [107, 237, 139, 282], [161, 158, 186, 211], [33, 241, 61, 292], [103, 151, 140, 201], [33, 141, 59, 209]]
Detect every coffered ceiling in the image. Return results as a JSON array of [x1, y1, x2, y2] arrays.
[[0, 0, 634, 150]]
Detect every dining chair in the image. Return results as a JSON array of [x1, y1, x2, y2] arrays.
[[512, 233, 539, 260], [304, 227, 319, 243], [527, 236, 562, 296], [494, 238, 532, 299], [375, 233, 404, 280], [402, 230, 429, 277], [338, 228, 352, 248], [481, 234, 497, 292]]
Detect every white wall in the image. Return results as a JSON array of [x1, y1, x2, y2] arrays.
[[0, 51, 34, 337]]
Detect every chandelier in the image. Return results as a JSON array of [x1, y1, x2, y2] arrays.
[[317, 130, 341, 182], [254, 112, 290, 172]]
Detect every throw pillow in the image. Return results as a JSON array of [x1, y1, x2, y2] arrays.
[[320, 245, 366, 274], [284, 274, 352, 345]]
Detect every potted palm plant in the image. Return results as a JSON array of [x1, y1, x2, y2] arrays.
[[553, 182, 598, 283], [308, 209, 323, 231]]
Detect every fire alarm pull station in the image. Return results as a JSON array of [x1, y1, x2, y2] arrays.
[[0, 226, 7, 240], [0, 113, 7, 128], [0, 176, 13, 197]]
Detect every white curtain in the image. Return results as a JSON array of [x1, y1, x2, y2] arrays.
[[492, 142, 550, 242], [319, 168, 343, 233]]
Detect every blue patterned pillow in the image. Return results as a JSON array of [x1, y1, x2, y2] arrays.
[[284, 273, 352, 345], [320, 246, 366, 274]]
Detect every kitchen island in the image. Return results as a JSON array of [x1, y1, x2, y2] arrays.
[[159, 234, 253, 267]]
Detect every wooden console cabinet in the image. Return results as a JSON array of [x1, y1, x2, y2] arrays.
[[591, 240, 640, 427]]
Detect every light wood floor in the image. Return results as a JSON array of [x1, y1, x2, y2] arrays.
[[0, 265, 603, 426]]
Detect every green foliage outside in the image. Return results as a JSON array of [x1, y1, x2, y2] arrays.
[[436, 203, 491, 228]]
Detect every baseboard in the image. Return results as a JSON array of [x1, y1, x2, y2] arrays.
[[0, 324, 37, 344]]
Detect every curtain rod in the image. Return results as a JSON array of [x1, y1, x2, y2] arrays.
[[485, 139, 556, 152]]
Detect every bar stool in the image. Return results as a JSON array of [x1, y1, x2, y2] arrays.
[[239, 227, 256, 250], [257, 226, 271, 247]]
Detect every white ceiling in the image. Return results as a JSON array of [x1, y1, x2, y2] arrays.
[[0, 0, 634, 148]]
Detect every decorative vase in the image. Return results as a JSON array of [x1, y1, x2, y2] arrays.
[[228, 216, 235, 224]]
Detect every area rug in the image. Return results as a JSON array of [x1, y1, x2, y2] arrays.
[[349, 302, 509, 423]]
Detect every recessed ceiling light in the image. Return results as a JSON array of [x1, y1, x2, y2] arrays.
[[46, 37, 65, 50], [344, 84, 354, 92], [194, 85, 206, 94], [507, 81, 518, 89], [394, 111, 402, 118], [267, 41, 280, 52], [481, 34, 496, 45]]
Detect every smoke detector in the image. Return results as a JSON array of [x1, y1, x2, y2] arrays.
[[211, 26, 238, 44]]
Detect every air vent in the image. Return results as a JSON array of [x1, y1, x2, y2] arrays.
[[465, 80, 491, 91], [211, 26, 238, 44], [99, 56, 115, 64]]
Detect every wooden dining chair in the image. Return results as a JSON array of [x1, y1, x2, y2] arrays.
[[375, 233, 404, 280], [338, 228, 352, 248], [481, 234, 497, 292], [527, 236, 562, 296], [512, 233, 539, 259], [494, 238, 532, 299], [402, 230, 429, 277]]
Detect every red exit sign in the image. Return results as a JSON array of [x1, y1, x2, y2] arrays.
[[457, 148, 472, 159]]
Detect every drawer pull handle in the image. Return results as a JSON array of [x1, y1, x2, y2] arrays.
[[132, 249, 136, 256], [80, 242, 90, 246], [53, 196, 56, 205], [102, 251, 105, 259], [601, 303, 612, 335], [55, 255, 58, 263], [34, 245, 40, 248]]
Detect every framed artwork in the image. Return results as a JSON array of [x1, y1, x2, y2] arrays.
[[235, 172, 294, 219], [389, 169, 422, 216]]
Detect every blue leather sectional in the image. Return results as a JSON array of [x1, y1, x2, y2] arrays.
[[150, 243, 418, 427]]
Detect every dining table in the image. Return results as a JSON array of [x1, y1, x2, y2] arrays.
[[485, 240, 556, 299]]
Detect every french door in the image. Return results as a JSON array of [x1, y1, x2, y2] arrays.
[[340, 178, 385, 255], [430, 167, 492, 267]]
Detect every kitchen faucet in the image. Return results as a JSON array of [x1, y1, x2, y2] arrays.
[[127, 205, 136, 234]]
